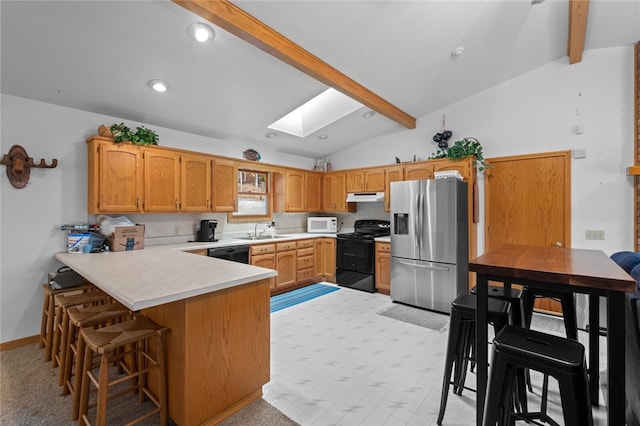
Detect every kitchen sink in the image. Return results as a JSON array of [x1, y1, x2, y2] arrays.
[[235, 235, 292, 241]]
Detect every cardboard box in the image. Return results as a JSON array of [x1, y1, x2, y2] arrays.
[[108, 225, 145, 252]]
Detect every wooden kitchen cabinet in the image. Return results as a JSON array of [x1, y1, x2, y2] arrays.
[[322, 172, 356, 213], [375, 241, 391, 295], [275, 170, 322, 212], [212, 158, 237, 211], [143, 148, 181, 212], [346, 168, 385, 192], [431, 158, 473, 181], [305, 172, 322, 212], [404, 162, 434, 181], [296, 239, 315, 284], [314, 238, 336, 282], [181, 153, 212, 212], [87, 137, 144, 214], [186, 249, 208, 256], [275, 241, 297, 290], [384, 165, 404, 212], [251, 243, 276, 291]]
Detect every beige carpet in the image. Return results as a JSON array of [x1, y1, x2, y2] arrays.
[[0, 343, 298, 425]]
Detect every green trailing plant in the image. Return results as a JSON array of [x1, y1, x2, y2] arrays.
[[130, 126, 159, 146], [428, 137, 489, 171], [109, 123, 132, 143], [108, 123, 159, 145]]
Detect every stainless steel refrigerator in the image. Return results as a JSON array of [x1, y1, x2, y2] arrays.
[[390, 178, 468, 313]]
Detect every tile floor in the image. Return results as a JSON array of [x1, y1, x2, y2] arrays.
[[263, 284, 610, 425]]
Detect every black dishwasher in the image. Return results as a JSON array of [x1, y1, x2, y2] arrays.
[[207, 245, 250, 264]]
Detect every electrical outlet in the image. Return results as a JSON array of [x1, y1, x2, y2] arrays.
[[585, 230, 605, 240]]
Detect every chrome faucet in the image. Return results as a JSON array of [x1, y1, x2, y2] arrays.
[[253, 222, 271, 238]]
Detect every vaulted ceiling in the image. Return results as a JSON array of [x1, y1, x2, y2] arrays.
[[2, 1, 639, 158]]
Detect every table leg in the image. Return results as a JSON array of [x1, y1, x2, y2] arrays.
[[607, 290, 625, 426], [588, 293, 600, 406], [476, 274, 489, 426]]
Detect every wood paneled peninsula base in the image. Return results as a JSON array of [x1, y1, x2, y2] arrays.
[[54, 249, 276, 425]]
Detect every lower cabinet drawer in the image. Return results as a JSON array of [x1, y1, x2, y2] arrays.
[[297, 268, 314, 282], [297, 255, 314, 270]]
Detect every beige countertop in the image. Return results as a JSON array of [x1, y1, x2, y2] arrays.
[[151, 232, 336, 252], [54, 249, 276, 311], [54, 233, 337, 311]]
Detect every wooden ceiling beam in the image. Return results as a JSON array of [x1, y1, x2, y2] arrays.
[[567, 0, 590, 64], [173, 0, 416, 129]]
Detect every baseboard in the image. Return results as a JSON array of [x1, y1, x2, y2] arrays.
[[200, 389, 263, 425], [0, 334, 39, 351]]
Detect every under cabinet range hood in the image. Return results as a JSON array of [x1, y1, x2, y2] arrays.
[[346, 192, 385, 203]]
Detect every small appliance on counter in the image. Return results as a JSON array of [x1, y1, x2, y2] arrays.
[[307, 217, 337, 233], [197, 219, 218, 242]]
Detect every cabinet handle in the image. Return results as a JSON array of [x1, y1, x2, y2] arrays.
[[136, 198, 140, 208]]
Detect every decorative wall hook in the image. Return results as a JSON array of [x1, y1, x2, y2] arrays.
[[1, 145, 58, 189]]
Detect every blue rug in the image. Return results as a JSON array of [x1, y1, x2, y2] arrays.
[[270, 283, 340, 313]]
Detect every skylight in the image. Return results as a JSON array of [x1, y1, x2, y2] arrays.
[[268, 88, 363, 138]]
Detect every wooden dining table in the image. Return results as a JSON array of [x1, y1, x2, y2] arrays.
[[469, 244, 636, 426]]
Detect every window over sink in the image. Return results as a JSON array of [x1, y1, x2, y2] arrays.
[[228, 168, 273, 222]]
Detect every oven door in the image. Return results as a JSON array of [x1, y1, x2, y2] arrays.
[[336, 237, 376, 293], [336, 237, 375, 274]]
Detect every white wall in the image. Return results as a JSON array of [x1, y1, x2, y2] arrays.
[[332, 46, 636, 256], [0, 96, 314, 343]]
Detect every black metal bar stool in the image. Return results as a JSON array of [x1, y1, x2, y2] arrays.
[[471, 284, 524, 326], [522, 287, 578, 340], [437, 293, 514, 425], [483, 325, 592, 426]]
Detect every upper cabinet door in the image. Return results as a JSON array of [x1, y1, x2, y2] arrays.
[[305, 172, 322, 212], [384, 165, 404, 212], [432, 158, 472, 181], [212, 159, 237, 212], [404, 163, 434, 181], [364, 168, 385, 192], [284, 170, 305, 212], [144, 148, 181, 212], [346, 171, 365, 192], [90, 140, 144, 213], [181, 154, 212, 212], [346, 169, 385, 192]]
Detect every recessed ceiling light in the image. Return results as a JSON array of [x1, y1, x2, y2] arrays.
[[318, 134, 329, 140], [265, 132, 278, 139], [187, 22, 215, 43], [147, 79, 170, 93], [362, 110, 376, 119]]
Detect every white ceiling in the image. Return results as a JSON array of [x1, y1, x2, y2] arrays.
[[2, 0, 639, 158]]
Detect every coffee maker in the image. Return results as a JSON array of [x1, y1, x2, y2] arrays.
[[197, 219, 218, 242]]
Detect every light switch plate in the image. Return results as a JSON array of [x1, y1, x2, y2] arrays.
[[585, 230, 605, 240]]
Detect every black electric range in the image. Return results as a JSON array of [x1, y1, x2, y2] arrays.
[[336, 219, 390, 293]]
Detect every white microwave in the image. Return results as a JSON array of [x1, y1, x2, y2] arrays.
[[307, 217, 338, 233]]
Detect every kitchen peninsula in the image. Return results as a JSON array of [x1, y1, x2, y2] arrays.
[[55, 249, 277, 425]]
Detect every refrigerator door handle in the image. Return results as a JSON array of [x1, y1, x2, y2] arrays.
[[413, 194, 421, 247], [417, 193, 424, 247], [394, 259, 450, 272]]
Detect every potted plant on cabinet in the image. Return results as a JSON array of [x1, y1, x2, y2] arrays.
[[97, 123, 159, 145], [428, 137, 488, 171]]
